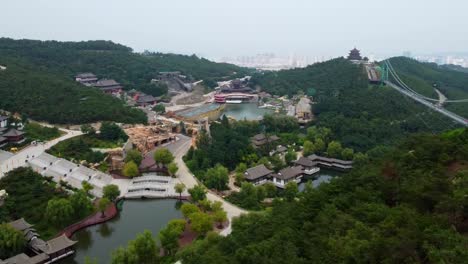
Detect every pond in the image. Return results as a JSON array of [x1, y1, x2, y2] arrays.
[[298, 169, 342, 191], [60, 199, 183, 264], [221, 103, 274, 120]]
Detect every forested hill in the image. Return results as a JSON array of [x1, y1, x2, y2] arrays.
[[178, 129, 468, 264], [441, 64, 468, 74], [250, 57, 367, 97], [0, 58, 146, 124], [251, 58, 460, 151], [0, 38, 251, 90], [0, 38, 250, 124], [387, 57, 468, 117]]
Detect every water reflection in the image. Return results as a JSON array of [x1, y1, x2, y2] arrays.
[[59, 199, 183, 264], [221, 103, 273, 120], [298, 169, 341, 192], [97, 223, 114, 238], [74, 229, 92, 251], [175, 200, 183, 210]]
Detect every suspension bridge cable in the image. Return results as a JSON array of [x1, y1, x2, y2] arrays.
[[385, 60, 440, 102], [385, 60, 468, 103]]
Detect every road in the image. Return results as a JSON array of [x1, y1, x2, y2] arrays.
[[171, 134, 246, 236], [386, 81, 468, 126], [0, 127, 83, 177]]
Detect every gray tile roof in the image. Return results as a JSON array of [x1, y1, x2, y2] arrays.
[[94, 79, 122, 88], [295, 157, 316, 167], [308, 154, 353, 165], [2, 129, 24, 137], [75, 73, 96, 78], [245, 164, 273, 180], [137, 94, 157, 103], [39, 234, 77, 255], [9, 218, 33, 232], [275, 166, 303, 180], [251, 133, 279, 146], [276, 145, 287, 153]]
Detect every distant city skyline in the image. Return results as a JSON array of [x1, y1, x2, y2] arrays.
[[213, 51, 468, 70], [1, 0, 468, 60]]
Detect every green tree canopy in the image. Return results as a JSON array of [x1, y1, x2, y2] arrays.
[[188, 185, 207, 203], [111, 230, 159, 264], [0, 223, 25, 259], [153, 148, 175, 166], [125, 149, 143, 166], [81, 124, 96, 135], [153, 104, 166, 113], [123, 161, 139, 178], [159, 219, 186, 256], [100, 122, 128, 141], [168, 162, 179, 177], [303, 140, 315, 157], [189, 212, 214, 236], [46, 198, 74, 227], [98, 197, 111, 217], [70, 190, 93, 219], [285, 149, 297, 164], [174, 183, 186, 199], [181, 203, 200, 219], [283, 181, 298, 201], [204, 164, 229, 191], [327, 141, 343, 158], [103, 184, 121, 201], [212, 210, 228, 228]]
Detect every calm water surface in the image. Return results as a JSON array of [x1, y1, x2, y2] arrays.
[[61, 199, 182, 264], [222, 103, 273, 120], [298, 169, 342, 191]]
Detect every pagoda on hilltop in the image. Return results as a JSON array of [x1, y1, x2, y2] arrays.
[[347, 47, 362, 61]]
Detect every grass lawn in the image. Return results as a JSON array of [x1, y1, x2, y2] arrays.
[[24, 122, 64, 141]]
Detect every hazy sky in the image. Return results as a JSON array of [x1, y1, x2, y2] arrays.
[[1, 0, 467, 58]]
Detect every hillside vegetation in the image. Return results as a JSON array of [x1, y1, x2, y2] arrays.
[[0, 38, 250, 124], [0, 59, 146, 124], [178, 129, 468, 264], [0, 38, 251, 91], [251, 58, 458, 151], [387, 57, 468, 116]]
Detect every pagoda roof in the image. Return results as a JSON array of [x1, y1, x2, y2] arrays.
[[2, 129, 24, 137], [32, 234, 77, 255], [9, 218, 33, 231]]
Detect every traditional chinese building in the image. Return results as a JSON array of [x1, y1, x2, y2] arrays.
[[1, 218, 77, 263], [347, 48, 362, 61], [75, 73, 98, 86], [2, 128, 25, 143], [93, 79, 123, 94], [244, 164, 273, 185]]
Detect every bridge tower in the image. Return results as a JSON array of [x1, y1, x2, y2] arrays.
[[380, 63, 389, 85]]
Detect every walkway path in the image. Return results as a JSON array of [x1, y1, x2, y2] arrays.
[[171, 134, 246, 236], [59, 201, 118, 238], [0, 126, 83, 177]]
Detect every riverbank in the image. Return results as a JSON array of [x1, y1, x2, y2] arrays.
[[59, 200, 119, 238], [60, 199, 184, 263]]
